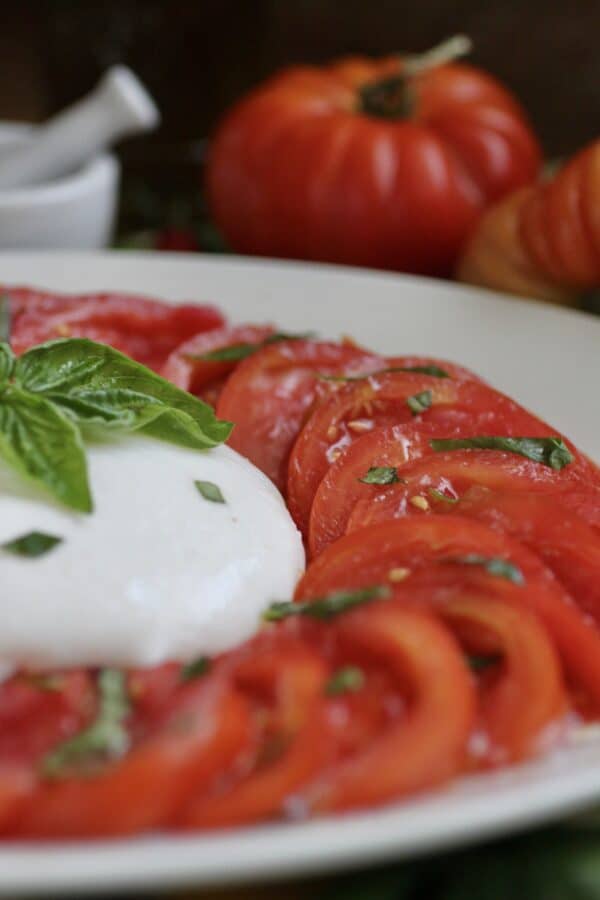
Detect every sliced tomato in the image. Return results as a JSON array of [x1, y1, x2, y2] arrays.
[[177, 636, 331, 829], [216, 339, 384, 490], [295, 604, 475, 812], [297, 516, 600, 710], [6, 287, 225, 372], [309, 421, 599, 557], [10, 675, 250, 838], [289, 375, 547, 536], [161, 324, 275, 405]]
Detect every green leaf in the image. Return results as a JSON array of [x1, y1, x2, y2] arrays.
[[15, 338, 232, 449], [2, 530, 62, 558], [263, 585, 390, 622], [358, 466, 403, 485], [430, 436, 573, 470], [180, 656, 211, 682], [428, 488, 458, 504], [407, 389, 433, 415], [318, 365, 450, 383], [325, 666, 365, 696], [0, 342, 15, 385], [445, 554, 525, 585], [189, 331, 315, 363], [0, 387, 92, 512], [391, 364, 449, 378], [41, 669, 130, 778], [194, 479, 225, 503], [468, 654, 502, 673], [0, 295, 10, 344]]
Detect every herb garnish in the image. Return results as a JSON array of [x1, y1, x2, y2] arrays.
[[428, 488, 458, 504], [325, 666, 365, 696], [0, 338, 232, 512], [407, 389, 433, 416], [42, 669, 130, 778], [430, 436, 573, 470], [2, 530, 62, 558], [318, 364, 450, 383], [0, 295, 9, 344], [181, 656, 211, 682], [445, 554, 525, 585], [263, 585, 390, 622], [468, 654, 502, 673], [358, 466, 404, 485], [189, 331, 315, 363], [195, 480, 225, 504]]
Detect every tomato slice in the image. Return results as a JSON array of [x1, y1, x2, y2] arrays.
[[288, 374, 545, 536], [162, 324, 276, 405], [216, 339, 384, 490], [297, 516, 600, 710], [295, 604, 475, 812], [10, 675, 250, 838], [177, 636, 331, 829], [6, 287, 225, 372], [309, 421, 599, 557]]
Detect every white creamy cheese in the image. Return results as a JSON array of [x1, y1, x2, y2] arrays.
[[0, 440, 305, 670]]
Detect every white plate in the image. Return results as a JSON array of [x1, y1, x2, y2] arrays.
[[0, 251, 599, 897]]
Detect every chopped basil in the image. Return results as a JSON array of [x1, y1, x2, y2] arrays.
[[26, 673, 65, 692], [430, 436, 573, 471], [2, 530, 62, 558], [428, 488, 458, 504], [0, 295, 10, 344], [195, 480, 225, 503], [41, 669, 130, 778], [325, 665, 365, 696], [190, 331, 315, 363], [468, 654, 502, 673], [263, 585, 390, 622], [358, 466, 404, 485], [407, 389, 433, 416], [180, 656, 211, 682], [318, 364, 450, 383], [445, 554, 525, 585]]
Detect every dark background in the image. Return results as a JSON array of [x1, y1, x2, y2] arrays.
[[2, 0, 599, 234]]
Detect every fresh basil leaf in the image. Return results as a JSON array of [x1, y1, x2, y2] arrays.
[[407, 389, 432, 415], [15, 339, 232, 448], [263, 585, 390, 622], [195, 480, 225, 503], [430, 436, 573, 470], [0, 387, 92, 512], [0, 342, 15, 386], [42, 669, 130, 778], [358, 466, 403, 485], [0, 295, 10, 344], [468, 654, 502, 673], [325, 666, 365, 696], [445, 554, 525, 585], [2, 530, 62, 558], [180, 656, 211, 682], [428, 488, 458, 504]]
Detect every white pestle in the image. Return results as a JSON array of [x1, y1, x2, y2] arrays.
[[0, 66, 160, 190]]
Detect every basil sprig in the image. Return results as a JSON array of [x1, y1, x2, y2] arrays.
[[430, 436, 573, 471], [42, 669, 130, 778], [0, 338, 232, 512], [263, 585, 390, 622]]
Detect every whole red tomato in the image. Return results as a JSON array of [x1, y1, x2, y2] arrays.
[[206, 37, 541, 276]]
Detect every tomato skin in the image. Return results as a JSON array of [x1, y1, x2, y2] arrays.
[[216, 340, 384, 490], [298, 516, 600, 709], [296, 604, 476, 812], [162, 324, 275, 404], [6, 287, 225, 372], [10, 677, 250, 838], [207, 57, 540, 277]]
